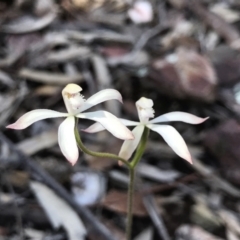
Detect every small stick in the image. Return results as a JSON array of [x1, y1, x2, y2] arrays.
[[143, 194, 171, 240]]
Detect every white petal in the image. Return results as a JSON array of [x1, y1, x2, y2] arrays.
[[82, 118, 139, 133], [82, 122, 106, 133], [79, 89, 123, 112], [119, 118, 139, 126], [77, 111, 134, 140], [149, 111, 209, 124], [147, 124, 192, 164], [6, 109, 68, 130], [119, 125, 144, 160], [58, 116, 79, 165]]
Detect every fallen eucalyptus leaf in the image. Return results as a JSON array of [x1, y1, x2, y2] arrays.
[[17, 130, 58, 156], [30, 181, 86, 240], [19, 68, 83, 85], [1, 12, 57, 34], [137, 162, 181, 182]]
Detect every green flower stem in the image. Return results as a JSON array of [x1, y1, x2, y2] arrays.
[[126, 126, 149, 240], [74, 119, 149, 240], [74, 119, 131, 168], [130, 127, 149, 168], [126, 167, 135, 240]]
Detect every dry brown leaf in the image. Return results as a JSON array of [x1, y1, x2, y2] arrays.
[[85, 138, 122, 170], [2, 171, 29, 188], [71, 0, 105, 11], [151, 48, 217, 101], [101, 190, 147, 217], [176, 48, 217, 100]]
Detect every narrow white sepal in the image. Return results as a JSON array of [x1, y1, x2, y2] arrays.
[[6, 109, 68, 130], [82, 122, 105, 133], [147, 124, 192, 164], [119, 125, 144, 160], [79, 89, 123, 112], [149, 111, 209, 124], [118, 118, 139, 126], [77, 111, 134, 140], [58, 116, 79, 165], [83, 118, 139, 133]]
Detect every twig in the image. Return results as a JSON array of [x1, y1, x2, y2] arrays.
[[107, 22, 168, 67], [192, 157, 240, 198], [0, 132, 117, 240], [132, 24, 167, 52], [143, 194, 171, 240], [141, 173, 200, 195], [132, 1, 169, 53]]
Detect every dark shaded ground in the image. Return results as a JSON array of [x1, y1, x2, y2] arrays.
[[1, 0, 240, 239]]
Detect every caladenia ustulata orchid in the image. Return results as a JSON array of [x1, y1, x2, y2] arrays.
[[84, 97, 209, 165], [83, 96, 208, 240], [6, 83, 134, 165], [7, 89, 208, 240]]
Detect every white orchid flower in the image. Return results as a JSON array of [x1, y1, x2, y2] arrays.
[[83, 97, 208, 164], [6, 84, 134, 165]]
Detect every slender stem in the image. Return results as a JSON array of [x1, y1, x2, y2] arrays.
[[130, 127, 149, 168], [74, 120, 131, 168], [126, 167, 135, 240], [126, 127, 149, 240], [74, 119, 150, 240]]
